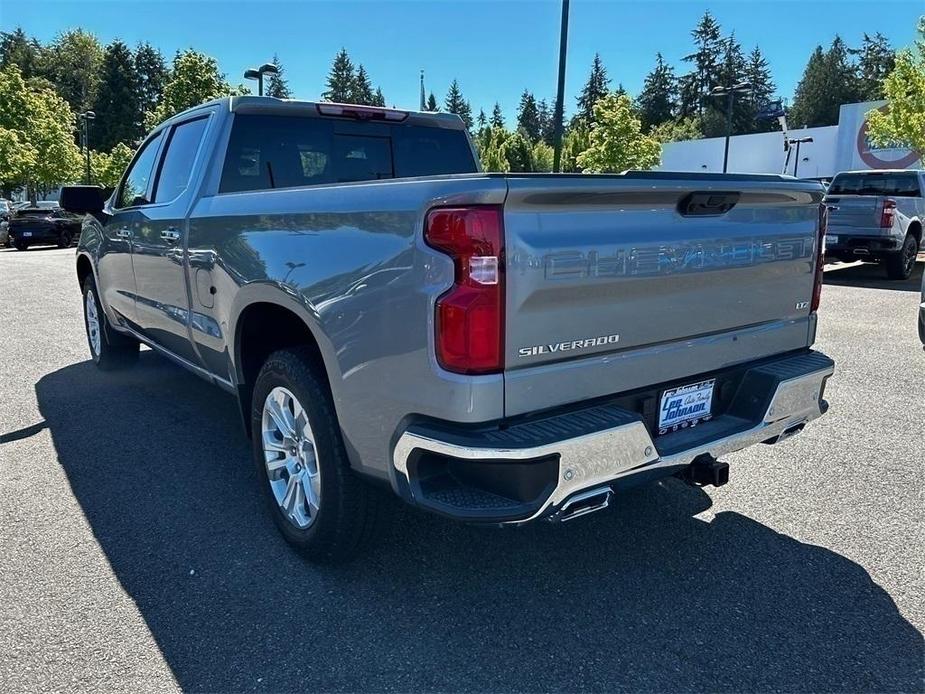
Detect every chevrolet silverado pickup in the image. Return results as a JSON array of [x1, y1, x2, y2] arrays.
[[71, 96, 834, 561], [823, 169, 924, 280]]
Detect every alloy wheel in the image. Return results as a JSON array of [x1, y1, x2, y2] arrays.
[[85, 289, 101, 357], [261, 386, 322, 530]]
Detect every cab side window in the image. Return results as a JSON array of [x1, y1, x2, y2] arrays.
[[117, 132, 164, 208], [153, 117, 209, 203]]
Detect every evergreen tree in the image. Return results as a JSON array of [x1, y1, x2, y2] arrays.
[[134, 42, 167, 116], [575, 53, 610, 124], [372, 86, 386, 107], [490, 102, 505, 128], [790, 37, 863, 127], [444, 79, 472, 129], [477, 108, 487, 130], [0, 28, 44, 79], [853, 33, 895, 101], [91, 40, 141, 150], [322, 48, 355, 102], [636, 52, 676, 132], [537, 98, 555, 144], [352, 64, 374, 105], [701, 34, 749, 138], [516, 90, 542, 141], [745, 46, 776, 133], [679, 11, 723, 118], [426, 92, 438, 111], [265, 53, 292, 98]]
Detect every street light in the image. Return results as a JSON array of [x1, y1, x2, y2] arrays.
[[788, 137, 813, 177], [710, 81, 751, 173], [78, 111, 96, 184], [243, 63, 279, 97]]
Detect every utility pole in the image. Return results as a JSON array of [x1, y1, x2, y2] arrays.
[[552, 0, 570, 172]]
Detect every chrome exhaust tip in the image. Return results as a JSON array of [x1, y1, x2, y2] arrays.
[[551, 486, 613, 522]]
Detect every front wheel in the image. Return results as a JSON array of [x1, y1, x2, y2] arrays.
[[82, 275, 139, 369], [885, 234, 919, 280], [251, 348, 382, 563]]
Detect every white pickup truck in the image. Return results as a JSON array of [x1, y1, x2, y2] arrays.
[[824, 169, 924, 280]]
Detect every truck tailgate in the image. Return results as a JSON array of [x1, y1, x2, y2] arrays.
[[502, 174, 825, 416], [825, 195, 883, 231]]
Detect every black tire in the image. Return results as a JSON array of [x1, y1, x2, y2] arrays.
[[251, 347, 382, 563], [57, 230, 72, 248], [14, 242, 27, 251], [885, 234, 918, 280], [81, 275, 139, 370]]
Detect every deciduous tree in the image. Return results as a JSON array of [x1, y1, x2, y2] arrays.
[[867, 19, 925, 158], [576, 92, 661, 172], [146, 50, 235, 128]]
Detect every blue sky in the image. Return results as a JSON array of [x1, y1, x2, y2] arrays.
[[4, 0, 922, 123]]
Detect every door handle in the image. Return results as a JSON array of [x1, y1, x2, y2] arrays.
[[161, 227, 181, 243], [115, 227, 132, 239]]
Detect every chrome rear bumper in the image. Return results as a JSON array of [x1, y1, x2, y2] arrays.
[[393, 351, 834, 524]]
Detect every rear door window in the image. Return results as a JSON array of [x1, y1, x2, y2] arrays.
[[829, 173, 922, 197], [220, 114, 475, 193]]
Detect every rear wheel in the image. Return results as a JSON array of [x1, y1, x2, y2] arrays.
[[251, 347, 381, 563], [82, 275, 139, 369], [14, 242, 27, 251], [57, 230, 73, 248], [885, 234, 918, 280]]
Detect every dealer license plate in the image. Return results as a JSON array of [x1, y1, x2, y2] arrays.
[[22, 231, 32, 237], [824, 234, 838, 245], [658, 379, 715, 435]]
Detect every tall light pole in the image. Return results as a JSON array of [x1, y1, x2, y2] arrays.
[[552, 0, 570, 172], [79, 111, 95, 184], [244, 63, 279, 96], [788, 137, 813, 177], [710, 81, 751, 173]]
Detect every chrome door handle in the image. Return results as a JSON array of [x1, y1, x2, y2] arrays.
[[115, 227, 132, 239], [161, 227, 181, 243]]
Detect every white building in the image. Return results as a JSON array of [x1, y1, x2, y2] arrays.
[[658, 101, 921, 179]]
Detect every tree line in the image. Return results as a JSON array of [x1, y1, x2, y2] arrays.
[[0, 15, 904, 197]]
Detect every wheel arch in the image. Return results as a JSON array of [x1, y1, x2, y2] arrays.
[[906, 219, 922, 245], [230, 291, 338, 439]]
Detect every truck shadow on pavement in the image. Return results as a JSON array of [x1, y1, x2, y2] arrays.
[[824, 260, 923, 292], [36, 355, 923, 693]]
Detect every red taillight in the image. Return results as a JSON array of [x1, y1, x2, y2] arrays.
[[812, 203, 826, 312], [425, 206, 504, 374], [880, 199, 896, 229]]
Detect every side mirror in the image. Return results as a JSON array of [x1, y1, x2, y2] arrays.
[[59, 185, 106, 215]]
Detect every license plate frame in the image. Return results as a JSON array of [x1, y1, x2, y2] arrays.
[[658, 378, 715, 435], [22, 231, 32, 237]]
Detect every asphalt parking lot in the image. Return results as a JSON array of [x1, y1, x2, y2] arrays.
[[1, 247, 923, 693]]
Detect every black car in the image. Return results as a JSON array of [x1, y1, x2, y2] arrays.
[[8, 205, 83, 251]]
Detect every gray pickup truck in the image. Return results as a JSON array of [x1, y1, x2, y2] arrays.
[[823, 169, 924, 280], [72, 96, 834, 561]]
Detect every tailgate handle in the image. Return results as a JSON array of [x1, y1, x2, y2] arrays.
[[677, 191, 740, 216]]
